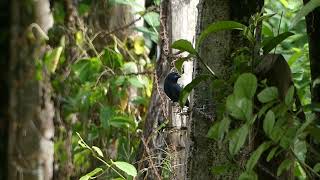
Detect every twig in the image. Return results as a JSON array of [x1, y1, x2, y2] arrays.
[[141, 137, 162, 180]]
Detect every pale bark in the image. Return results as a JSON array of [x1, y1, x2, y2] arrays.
[[8, 0, 54, 180]]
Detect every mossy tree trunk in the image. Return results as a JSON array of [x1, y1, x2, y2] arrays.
[[188, 0, 263, 179]]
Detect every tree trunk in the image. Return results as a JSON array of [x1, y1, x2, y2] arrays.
[[189, 0, 263, 179], [8, 0, 54, 180], [303, 0, 320, 177]]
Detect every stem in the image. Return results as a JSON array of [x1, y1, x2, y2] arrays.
[[196, 52, 216, 77]]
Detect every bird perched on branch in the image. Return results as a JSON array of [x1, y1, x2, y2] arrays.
[[164, 72, 189, 107]]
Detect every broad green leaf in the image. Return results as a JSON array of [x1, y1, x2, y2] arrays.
[[270, 126, 285, 143], [229, 124, 249, 156], [44, 46, 63, 73], [171, 39, 197, 55], [102, 48, 124, 69], [246, 141, 272, 171], [207, 116, 231, 140], [80, 168, 103, 180], [226, 95, 252, 121], [179, 75, 210, 107], [314, 163, 320, 173], [110, 116, 136, 130], [144, 12, 160, 27], [263, 110, 275, 136], [280, 127, 297, 149], [291, 0, 320, 27], [72, 58, 102, 82], [257, 87, 279, 103], [234, 73, 257, 99], [262, 32, 294, 54], [113, 161, 137, 177], [239, 171, 258, 180], [277, 159, 293, 176], [135, 26, 158, 43], [294, 140, 307, 162], [128, 76, 148, 88], [267, 146, 279, 162], [207, 122, 220, 140], [285, 85, 295, 106], [92, 146, 104, 157], [196, 21, 246, 48]]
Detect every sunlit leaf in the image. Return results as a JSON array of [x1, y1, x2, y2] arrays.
[[291, 0, 320, 27], [80, 168, 103, 180], [113, 161, 137, 177], [92, 146, 104, 157], [171, 39, 197, 55], [144, 12, 160, 27]]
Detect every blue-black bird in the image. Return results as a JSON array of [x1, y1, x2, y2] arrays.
[[164, 72, 189, 106]]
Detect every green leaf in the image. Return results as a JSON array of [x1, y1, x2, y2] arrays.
[[239, 171, 258, 180], [207, 116, 231, 140], [291, 0, 320, 28], [258, 101, 277, 118], [144, 12, 160, 27], [262, 32, 294, 54], [210, 164, 232, 175], [110, 116, 136, 130], [171, 39, 197, 55], [175, 57, 191, 73], [314, 163, 320, 173], [257, 87, 279, 103], [263, 110, 275, 136], [267, 146, 279, 162], [179, 75, 210, 107], [92, 146, 104, 157], [280, 127, 297, 149], [102, 48, 124, 69], [113, 161, 137, 177], [246, 141, 272, 171], [277, 159, 293, 176], [234, 73, 257, 99], [285, 85, 295, 107], [196, 21, 246, 48], [99, 106, 115, 128], [80, 168, 103, 180], [226, 95, 252, 121], [229, 124, 249, 156], [72, 58, 102, 82]]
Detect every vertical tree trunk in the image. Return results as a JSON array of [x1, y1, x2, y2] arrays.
[[8, 0, 54, 179], [189, 0, 263, 179], [303, 1, 320, 177]]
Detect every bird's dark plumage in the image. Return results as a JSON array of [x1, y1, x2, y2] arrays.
[[164, 72, 189, 106]]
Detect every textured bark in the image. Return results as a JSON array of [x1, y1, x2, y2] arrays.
[[303, 1, 320, 119], [136, 1, 170, 179], [303, 0, 320, 178], [189, 0, 263, 179], [8, 0, 54, 180], [168, 1, 198, 179]]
